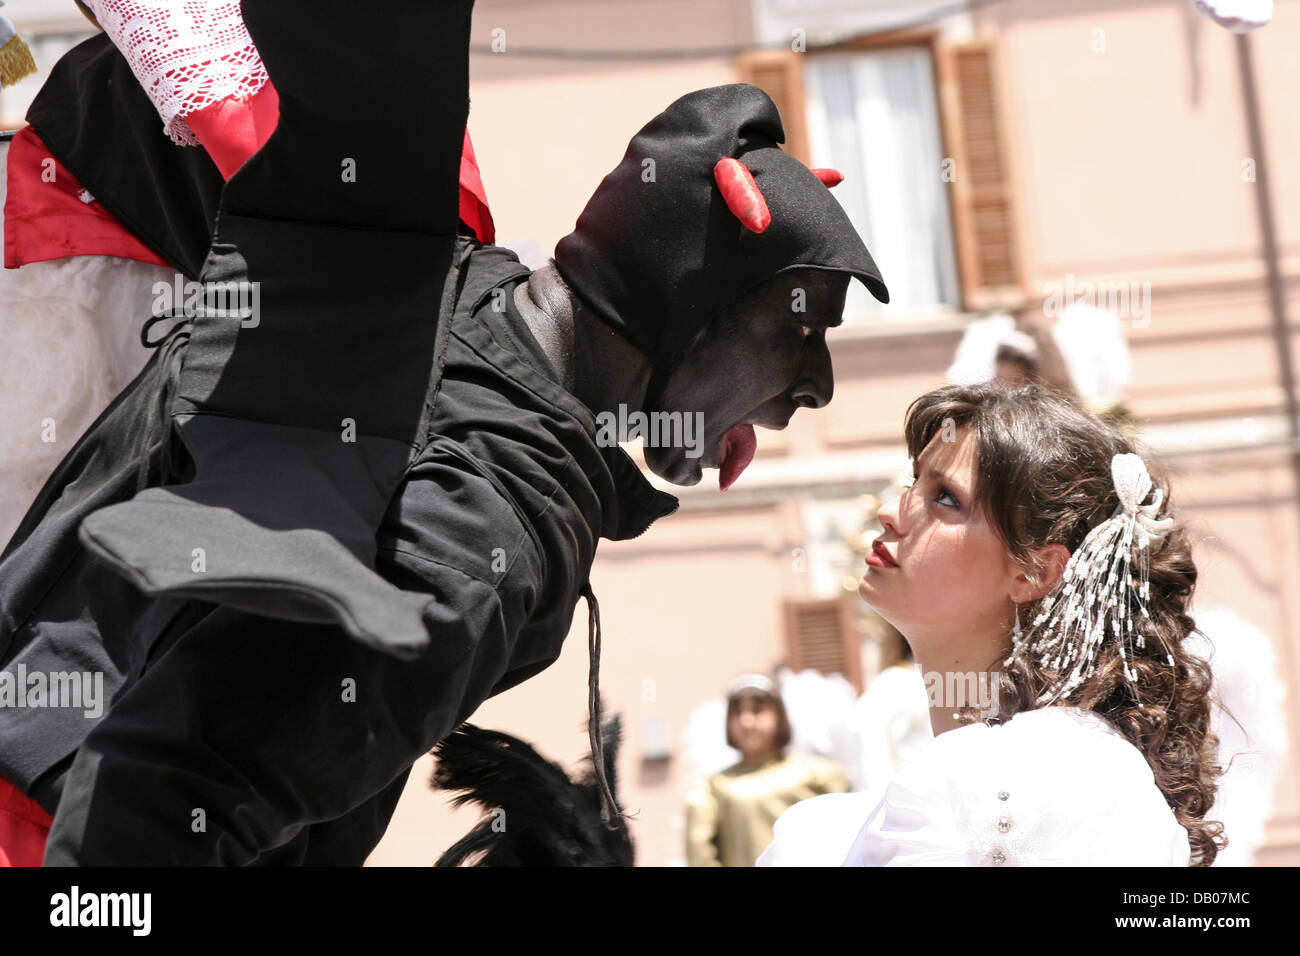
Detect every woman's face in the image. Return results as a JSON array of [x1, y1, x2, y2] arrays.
[[728, 695, 781, 762], [859, 426, 1017, 664]]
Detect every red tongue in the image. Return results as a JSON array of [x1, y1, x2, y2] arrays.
[[719, 424, 757, 491]]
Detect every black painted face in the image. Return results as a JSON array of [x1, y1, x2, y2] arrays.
[[642, 268, 850, 486]]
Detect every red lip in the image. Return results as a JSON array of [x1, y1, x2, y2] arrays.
[[867, 540, 898, 569]]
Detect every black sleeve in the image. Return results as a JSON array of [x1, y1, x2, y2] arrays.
[[42, 560, 527, 865], [222, 0, 473, 234]]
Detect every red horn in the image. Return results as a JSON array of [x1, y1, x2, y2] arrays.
[[811, 167, 844, 188], [713, 158, 771, 233]]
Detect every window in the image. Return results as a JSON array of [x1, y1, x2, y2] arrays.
[[784, 595, 863, 694], [804, 47, 961, 321]]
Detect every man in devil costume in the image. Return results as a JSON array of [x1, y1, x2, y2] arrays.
[[0, 0, 887, 864]]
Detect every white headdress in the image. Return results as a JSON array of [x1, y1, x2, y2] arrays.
[[946, 314, 1039, 386], [726, 673, 779, 701], [1007, 453, 1176, 705]]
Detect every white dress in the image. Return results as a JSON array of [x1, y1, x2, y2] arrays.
[[757, 706, 1191, 867]]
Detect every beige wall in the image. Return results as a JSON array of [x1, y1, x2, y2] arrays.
[[984, 1, 1297, 278], [466, 0, 755, 253]]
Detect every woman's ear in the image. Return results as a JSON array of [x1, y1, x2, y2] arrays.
[[1010, 542, 1071, 603]]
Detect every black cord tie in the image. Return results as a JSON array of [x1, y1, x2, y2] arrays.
[[135, 311, 193, 491], [140, 309, 192, 349], [581, 580, 621, 829]]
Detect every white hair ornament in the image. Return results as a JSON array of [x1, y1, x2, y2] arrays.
[[1007, 453, 1176, 705]]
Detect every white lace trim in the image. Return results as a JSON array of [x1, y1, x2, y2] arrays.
[[87, 1, 268, 147]]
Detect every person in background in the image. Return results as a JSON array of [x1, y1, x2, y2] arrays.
[[685, 674, 849, 866]]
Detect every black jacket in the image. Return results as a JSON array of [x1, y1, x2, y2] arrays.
[[1, 4, 678, 863], [0, 236, 679, 864]]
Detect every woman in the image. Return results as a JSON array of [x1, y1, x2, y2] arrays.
[[686, 675, 850, 866], [759, 382, 1225, 866]]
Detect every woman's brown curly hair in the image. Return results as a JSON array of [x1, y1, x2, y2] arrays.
[[903, 381, 1226, 865]]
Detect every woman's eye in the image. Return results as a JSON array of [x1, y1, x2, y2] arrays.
[[903, 467, 957, 508]]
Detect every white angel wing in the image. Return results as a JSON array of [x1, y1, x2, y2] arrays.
[[1051, 302, 1131, 408], [777, 666, 862, 772], [678, 697, 739, 786], [1184, 605, 1289, 865]]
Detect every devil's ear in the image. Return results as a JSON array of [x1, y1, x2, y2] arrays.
[[713, 158, 771, 233], [811, 168, 844, 188]]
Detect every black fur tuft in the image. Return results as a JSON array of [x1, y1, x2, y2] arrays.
[[431, 716, 634, 866]]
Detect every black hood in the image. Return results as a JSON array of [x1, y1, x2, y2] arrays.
[[553, 83, 889, 380]]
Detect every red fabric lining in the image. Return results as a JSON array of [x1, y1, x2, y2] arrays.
[[457, 126, 495, 244], [0, 774, 50, 867], [3, 125, 172, 270]]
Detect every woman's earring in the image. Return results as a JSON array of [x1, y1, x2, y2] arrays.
[[1003, 601, 1026, 672]]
